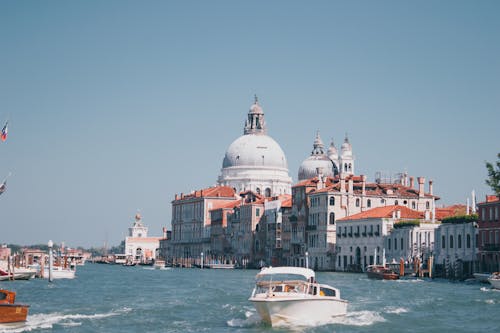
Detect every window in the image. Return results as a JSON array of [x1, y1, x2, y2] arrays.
[[329, 197, 335, 206], [329, 212, 335, 225], [401, 238, 404, 250], [466, 234, 471, 248], [256, 188, 261, 195], [265, 188, 271, 197], [388, 238, 391, 250], [394, 238, 398, 250], [450, 235, 454, 249], [356, 198, 360, 207], [457, 234, 462, 248], [256, 208, 260, 217], [395, 200, 399, 206], [412, 202, 416, 209], [426, 201, 430, 209], [442, 235, 446, 248], [367, 199, 371, 208]]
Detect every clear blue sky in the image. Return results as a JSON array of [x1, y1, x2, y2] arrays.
[[1, 1, 499, 248]]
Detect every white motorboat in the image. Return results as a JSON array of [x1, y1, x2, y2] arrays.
[[0, 268, 37, 281], [42, 266, 76, 279], [488, 272, 500, 289], [473, 272, 492, 283], [249, 266, 348, 327]]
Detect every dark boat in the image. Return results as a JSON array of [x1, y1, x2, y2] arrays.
[[366, 265, 399, 280], [0, 289, 29, 323]]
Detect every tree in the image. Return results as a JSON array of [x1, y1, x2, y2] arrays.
[[485, 153, 500, 196]]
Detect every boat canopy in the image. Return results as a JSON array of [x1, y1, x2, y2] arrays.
[[256, 266, 315, 281]]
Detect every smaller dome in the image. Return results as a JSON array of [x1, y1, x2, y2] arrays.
[[328, 139, 338, 160], [341, 135, 352, 157], [135, 213, 141, 221], [298, 132, 334, 181]]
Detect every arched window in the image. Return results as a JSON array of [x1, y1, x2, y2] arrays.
[[329, 212, 335, 225], [442, 235, 446, 248], [395, 200, 399, 206], [401, 238, 404, 250], [329, 197, 335, 206], [412, 202, 416, 209], [348, 163, 352, 171], [356, 198, 360, 207], [344, 163, 348, 172], [394, 238, 398, 250], [256, 188, 261, 195], [265, 188, 271, 197], [367, 199, 371, 208], [426, 201, 430, 209], [467, 234, 471, 248], [458, 234, 462, 248], [450, 235, 454, 249]]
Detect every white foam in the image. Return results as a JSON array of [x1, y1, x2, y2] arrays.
[[226, 312, 262, 328], [334, 310, 386, 326], [485, 299, 495, 304], [0, 308, 131, 333], [384, 306, 409, 314]]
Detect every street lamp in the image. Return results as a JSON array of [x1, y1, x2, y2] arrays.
[[48, 240, 53, 282], [305, 251, 309, 269], [201, 251, 204, 269]]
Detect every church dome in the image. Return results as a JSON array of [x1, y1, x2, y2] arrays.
[[222, 134, 288, 169], [298, 132, 334, 181], [218, 97, 292, 196], [341, 135, 352, 157]]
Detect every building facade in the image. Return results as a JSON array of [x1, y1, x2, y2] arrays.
[[125, 213, 162, 263], [477, 195, 500, 272]]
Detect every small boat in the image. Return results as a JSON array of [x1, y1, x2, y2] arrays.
[[0, 289, 29, 323], [488, 272, 500, 289], [208, 263, 235, 269], [473, 272, 492, 283], [249, 266, 348, 326], [366, 265, 399, 280], [42, 266, 76, 279], [0, 268, 36, 281]]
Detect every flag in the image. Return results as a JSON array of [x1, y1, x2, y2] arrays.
[[1, 121, 7, 142]]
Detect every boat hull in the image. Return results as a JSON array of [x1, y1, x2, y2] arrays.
[[0, 304, 29, 323], [250, 297, 347, 326], [42, 268, 76, 279], [488, 278, 500, 289]]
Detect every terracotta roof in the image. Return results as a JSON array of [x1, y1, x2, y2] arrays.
[[126, 237, 161, 242], [339, 205, 424, 221], [175, 186, 236, 201], [435, 204, 466, 220]]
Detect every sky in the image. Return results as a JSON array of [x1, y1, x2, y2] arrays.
[[0, 1, 499, 248]]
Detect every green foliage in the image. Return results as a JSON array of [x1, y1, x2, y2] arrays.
[[441, 214, 478, 224], [485, 153, 500, 196], [393, 220, 421, 229]]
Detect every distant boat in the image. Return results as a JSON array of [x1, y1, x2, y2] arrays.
[[208, 263, 235, 269], [0, 268, 36, 281], [366, 265, 399, 280], [249, 266, 348, 326], [0, 289, 29, 323], [42, 266, 76, 279], [488, 272, 500, 289]]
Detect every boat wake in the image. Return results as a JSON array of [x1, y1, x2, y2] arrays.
[[480, 286, 500, 293], [384, 306, 409, 314], [0, 308, 132, 333], [227, 309, 386, 329]]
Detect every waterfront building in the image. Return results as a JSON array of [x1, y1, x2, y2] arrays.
[[0, 245, 11, 261], [258, 195, 292, 266], [384, 220, 438, 265], [170, 186, 238, 264], [158, 228, 172, 263], [125, 213, 163, 263], [336, 205, 425, 271], [434, 218, 478, 279], [226, 191, 265, 267], [217, 97, 292, 196], [299, 171, 437, 270], [210, 201, 240, 260], [477, 195, 500, 272]]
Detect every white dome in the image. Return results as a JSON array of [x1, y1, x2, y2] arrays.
[[223, 134, 288, 169], [298, 156, 334, 181]]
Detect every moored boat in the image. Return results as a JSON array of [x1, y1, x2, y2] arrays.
[[249, 266, 348, 327], [0, 268, 37, 281], [0, 289, 29, 323], [366, 265, 399, 280], [488, 272, 500, 289], [42, 266, 76, 279]]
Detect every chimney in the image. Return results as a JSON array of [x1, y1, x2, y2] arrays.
[[162, 227, 167, 239], [418, 177, 425, 198], [361, 175, 366, 196], [340, 173, 346, 194], [348, 177, 353, 194], [175, 194, 178, 200], [316, 168, 324, 190], [392, 210, 396, 219], [428, 180, 433, 196], [201, 189, 203, 197], [409, 176, 414, 188], [396, 210, 401, 219]]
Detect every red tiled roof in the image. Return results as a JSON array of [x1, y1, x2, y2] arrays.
[[435, 204, 466, 220], [339, 205, 424, 221], [175, 186, 236, 201]]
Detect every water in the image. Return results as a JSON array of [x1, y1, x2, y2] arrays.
[[1, 264, 499, 332]]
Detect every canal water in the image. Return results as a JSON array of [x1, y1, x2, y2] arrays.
[[0, 263, 499, 332]]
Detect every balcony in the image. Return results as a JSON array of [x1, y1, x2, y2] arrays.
[[374, 232, 380, 236], [348, 233, 353, 237], [368, 232, 373, 237], [337, 233, 341, 239], [362, 232, 367, 237], [354, 233, 360, 238], [342, 232, 347, 238]]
